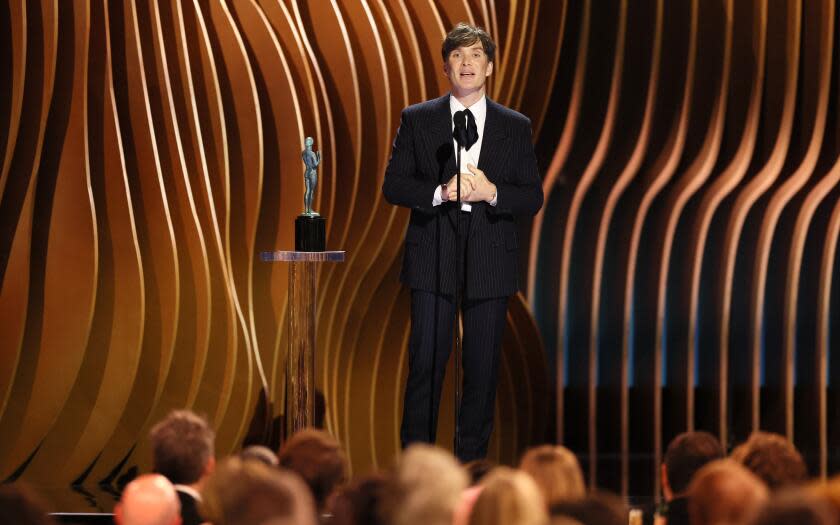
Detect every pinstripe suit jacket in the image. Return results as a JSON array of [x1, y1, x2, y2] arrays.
[[383, 95, 543, 299]]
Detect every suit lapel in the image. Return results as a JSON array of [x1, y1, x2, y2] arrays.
[[431, 95, 457, 179], [477, 99, 508, 182], [429, 95, 459, 228], [469, 99, 509, 236]]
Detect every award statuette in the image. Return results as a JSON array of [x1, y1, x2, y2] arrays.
[[296, 137, 326, 251]]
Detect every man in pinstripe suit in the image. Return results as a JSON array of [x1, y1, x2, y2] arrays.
[[382, 23, 543, 461]]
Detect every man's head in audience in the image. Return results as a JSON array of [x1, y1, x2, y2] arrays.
[[330, 474, 388, 525], [519, 444, 586, 508], [662, 431, 724, 501], [688, 459, 768, 525], [149, 410, 215, 489], [115, 474, 181, 525], [730, 431, 808, 490], [381, 444, 469, 525], [199, 457, 317, 525], [468, 467, 547, 525], [278, 428, 348, 514]]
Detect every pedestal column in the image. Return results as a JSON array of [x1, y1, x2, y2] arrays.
[[261, 250, 345, 437]]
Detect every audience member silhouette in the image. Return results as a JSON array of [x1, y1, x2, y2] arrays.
[[520, 444, 586, 509], [731, 431, 808, 490], [687, 459, 768, 525], [200, 456, 317, 525], [114, 474, 181, 525], [150, 410, 215, 525], [660, 432, 724, 525], [278, 428, 348, 520]]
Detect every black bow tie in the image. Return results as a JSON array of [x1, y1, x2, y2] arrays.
[[454, 108, 479, 151]]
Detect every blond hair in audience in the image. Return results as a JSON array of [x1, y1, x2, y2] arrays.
[[688, 459, 768, 525], [381, 444, 469, 525], [468, 467, 548, 525], [519, 445, 585, 508]]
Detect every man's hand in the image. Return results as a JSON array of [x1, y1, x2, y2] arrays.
[[461, 164, 497, 202], [443, 173, 475, 202]]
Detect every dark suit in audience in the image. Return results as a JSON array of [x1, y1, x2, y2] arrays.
[[175, 487, 202, 525]]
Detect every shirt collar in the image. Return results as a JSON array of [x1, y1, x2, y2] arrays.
[[174, 484, 202, 502], [449, 94, 487, 126]]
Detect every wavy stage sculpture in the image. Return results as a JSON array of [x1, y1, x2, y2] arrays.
[[1, 0, 839, 502]]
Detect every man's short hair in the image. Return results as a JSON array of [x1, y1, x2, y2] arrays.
[[149, 410, 215, 485], [441, 23, 496, 63], [277, 428, 348, 511], [730, 431, 808, 489], [663, 431, 724, 494]]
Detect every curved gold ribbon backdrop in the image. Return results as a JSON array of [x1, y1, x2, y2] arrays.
[[2, 0, 840, 502], [0, 0, 555, 491]]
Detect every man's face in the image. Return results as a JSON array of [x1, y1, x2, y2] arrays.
[[444, 41, 493, 97]]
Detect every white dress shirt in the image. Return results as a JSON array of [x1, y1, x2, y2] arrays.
[[432, 94, 497, 209]]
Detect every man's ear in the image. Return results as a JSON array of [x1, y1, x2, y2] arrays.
[[661, 463, 673, 500], [485, 61, 493, 77], [114, 503, 123, 525], [204, 455, 216, 477], [443, 61, 450, 76]]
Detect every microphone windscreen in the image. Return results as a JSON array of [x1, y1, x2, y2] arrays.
[[453, 110, 466, 128]]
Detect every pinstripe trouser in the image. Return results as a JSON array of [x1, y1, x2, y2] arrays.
[[400, 285, 509, 462]]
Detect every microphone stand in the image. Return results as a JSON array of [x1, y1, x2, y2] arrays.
[[453, 123, 464, 458]]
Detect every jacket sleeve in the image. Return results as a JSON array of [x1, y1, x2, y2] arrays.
[[488, 118, 544, 217], [382, 109, 441, 214]]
